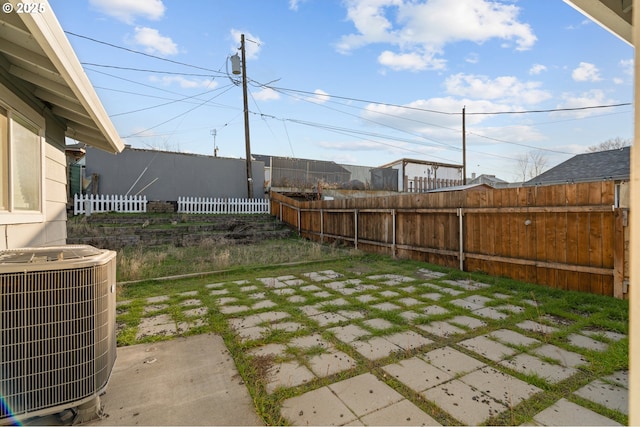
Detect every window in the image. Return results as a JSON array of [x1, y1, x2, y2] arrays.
[[0, 106, 42, 216]]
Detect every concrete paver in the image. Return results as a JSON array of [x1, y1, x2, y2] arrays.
[[308, 351, 357, 377], [459, 366, 542, 406], [568, 333, 608, 351], [417, 321, 465, 338], [458, 335, 517, 362], [500, 353, 578, 384], [104, 266, 627, 427], [328, 373, 404, 417], [489, 329, 540, 347], [358, 399, 441, 426], [574, 379, 629, 414], [352, 336, 402, 360], [382, 356, 453, 392], [424, 379, 508, 425], [516, 319, 560, 335], [533, 343, 588, 368], [532, 398, 622, 426], [266, 361, 316, 393], [281, 386, 358, 426], [421, 346, 486, 375]]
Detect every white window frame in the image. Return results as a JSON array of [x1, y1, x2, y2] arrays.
[[0, 83, 45, 224]]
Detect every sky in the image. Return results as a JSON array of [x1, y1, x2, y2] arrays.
[[48, 0, 634, 182]]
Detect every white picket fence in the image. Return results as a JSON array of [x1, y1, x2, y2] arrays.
[[74, 194, 147, 215], [177, 196, 270, 214]]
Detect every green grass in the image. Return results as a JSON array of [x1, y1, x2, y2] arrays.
[[112, 235, 629, 426]]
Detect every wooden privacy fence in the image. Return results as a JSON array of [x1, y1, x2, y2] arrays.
[[74, 194, 147, 215], [271, 181, 629, 299], [177, 197, 269, 214]]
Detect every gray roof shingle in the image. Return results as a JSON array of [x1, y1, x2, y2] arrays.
[[526, 147, 630, 185]]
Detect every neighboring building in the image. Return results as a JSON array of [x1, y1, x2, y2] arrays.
[[84, 146, 265, 200], [379, 158, 464, 192], [255, 154, 351, 190], [0, 6, 123, 249], [525, 147, 630, 186], [525, 147, 630, 207], [467, 173, 509, 188]]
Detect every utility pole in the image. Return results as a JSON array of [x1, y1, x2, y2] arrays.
[[240, 35, 253, 198], [462, 106, 467, 185], [230, 34, 254, 198], [211, 129, 218, 157]]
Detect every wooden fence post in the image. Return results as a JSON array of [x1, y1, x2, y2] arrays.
[[458, 207, 465, 271], [392, 209, 396, 258], [613, 208, 628, 298], [354, 209, 358, 250]]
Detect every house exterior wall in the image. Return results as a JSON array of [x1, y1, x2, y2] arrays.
[[0, 82, 68, 249], [384, 159, 464, 192], [85, 147, 265, 200]]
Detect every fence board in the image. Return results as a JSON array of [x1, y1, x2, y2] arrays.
[[270, 182, 626, 298]]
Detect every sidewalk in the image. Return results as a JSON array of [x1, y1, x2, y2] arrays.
[[103, 267, 629, 425]]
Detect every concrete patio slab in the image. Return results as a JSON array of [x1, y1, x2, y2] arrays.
[[421, 346, 486, 375], [281, 386, 358, 426], [459, 366, 542, 406], [358, 399, 441, 426], [308, 351, 357, 377], [574, 379, 629, 414], [568, 333, 608, 351], [489, 329, 541, 347], [473, 307, 508, 320], [327, 324, 369, 343], [500, 353, 578, 384], [421, 305, 450, 316], [384, 331, 433, 351], [88, 334, 263, 426], [532, 398, 622, 426], [516, 319, 560, 335], [382, 356, 453, 392], [603, 370, 629, 388], [417, 321, 465, 338], [352, 337, 402, 360], [458, 335, 517, 362], [266, 361, 315, 393], [328, 373, 404, 418], [423, 379, 508, 425], [533, 343, 588, 368], [448, 315, 487, 329]]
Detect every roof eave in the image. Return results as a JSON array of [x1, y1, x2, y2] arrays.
[[13, 0, 123, 153], [563, 0, 633, 45]]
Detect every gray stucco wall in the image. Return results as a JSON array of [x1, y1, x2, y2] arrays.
[[84, 147, 265, 200]]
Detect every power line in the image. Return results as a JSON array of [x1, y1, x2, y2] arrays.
[[82, 62, 223, 77], [65, 31, 221, 73]]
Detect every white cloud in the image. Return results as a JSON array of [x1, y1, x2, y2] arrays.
[[133, 26, 178, 55], [336, 0, 536, 71], [378, 50, 445, 71], [230, 29, 263, 60], [252, 88, 280, 101], [289, 0, 308, 11], [305, 89, 331, 104], [444, 73, 551, 105], [553, 89, 613, 118], [529, 64, 547, 75], [620, 58, 633, 76], [89, 0, 165, 24], [149, 75, 217, 89], [571, 62, 601, 82]]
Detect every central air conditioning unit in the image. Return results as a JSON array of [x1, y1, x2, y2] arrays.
[[0, 245, 117, 424]]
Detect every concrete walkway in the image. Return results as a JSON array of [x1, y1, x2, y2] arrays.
[[88, 267, 628, 425]]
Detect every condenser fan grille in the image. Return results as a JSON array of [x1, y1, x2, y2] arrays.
[[0, 246, 116, 421]]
